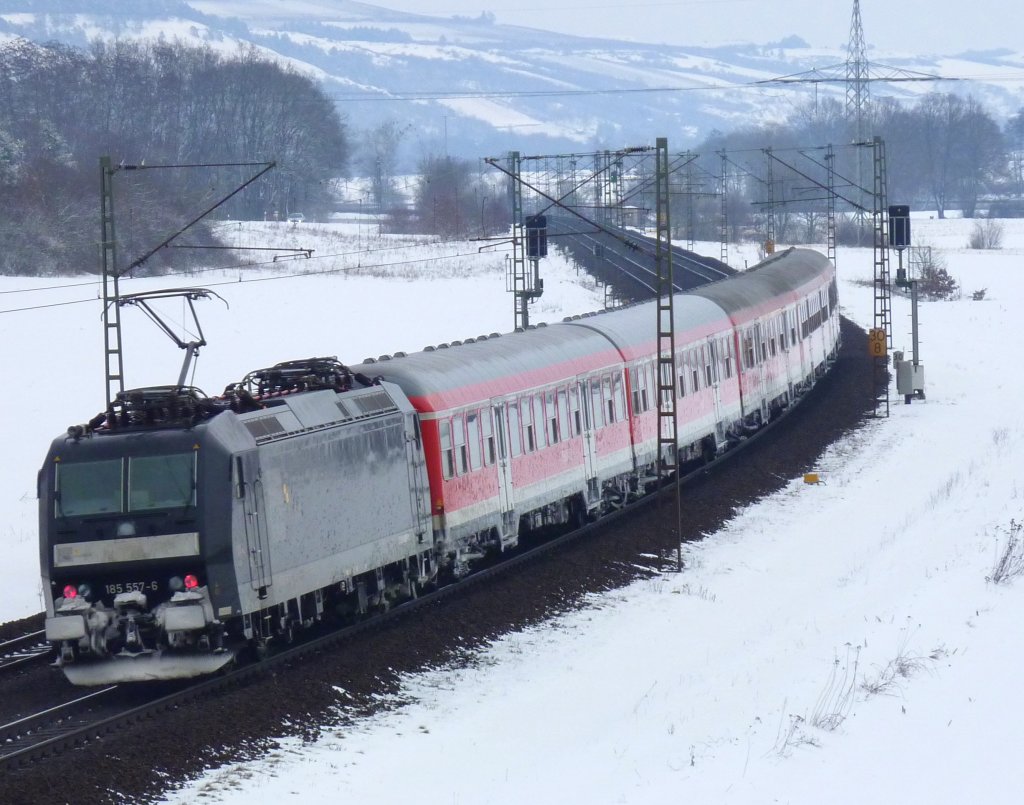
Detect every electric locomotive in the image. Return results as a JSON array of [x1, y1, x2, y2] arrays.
[[40, 360, 434, 684]]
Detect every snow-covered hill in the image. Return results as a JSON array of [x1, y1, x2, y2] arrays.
[[2, 0, 1023, 160]]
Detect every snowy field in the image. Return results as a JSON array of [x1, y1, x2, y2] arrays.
[[3, 216, 1024, 803]]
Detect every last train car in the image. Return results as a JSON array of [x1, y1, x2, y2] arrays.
[[39, 363, 433, 685]]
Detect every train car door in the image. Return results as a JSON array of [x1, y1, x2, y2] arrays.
[[404, 412, 432, 545], [491, 403, 516, 536], [577, 378, 598, 498], [706, 339, 726, 444], [238, 451, 272, 598]]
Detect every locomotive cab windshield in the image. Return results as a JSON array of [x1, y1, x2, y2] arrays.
[[54, 452, 197, 518]]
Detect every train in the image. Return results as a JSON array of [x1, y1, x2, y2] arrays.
[[39, 246, 840, 685]]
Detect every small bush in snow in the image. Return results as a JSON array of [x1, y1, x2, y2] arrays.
[[987, 520, 1024, 584], [968, 219, 1004, 249], [810, 645, 859, 731], [861, 628, 944, 696]]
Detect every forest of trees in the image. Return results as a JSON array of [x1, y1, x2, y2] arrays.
[[4, 34, 1024, 275], [0, 38, 348, 275], [680, 92, 1016, 244]]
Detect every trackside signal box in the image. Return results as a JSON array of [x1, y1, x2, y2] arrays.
[[526, 214, 548, 258], [888, 205, 911, 250]]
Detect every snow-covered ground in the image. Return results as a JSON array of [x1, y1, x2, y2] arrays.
[[4, 216, 1023, 803]]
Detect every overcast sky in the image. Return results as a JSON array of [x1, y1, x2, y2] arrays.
[[372, 0, 1022, 55]]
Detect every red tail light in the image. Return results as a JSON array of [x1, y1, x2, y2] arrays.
[[63, 584, 78, 599], [184, 574, 199, 590]]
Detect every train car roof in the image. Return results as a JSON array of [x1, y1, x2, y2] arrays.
[[688, 248, 833, 324], [561, 295, 730, 362], [351, 247, 831, 412], [349, 322, 622, 411]]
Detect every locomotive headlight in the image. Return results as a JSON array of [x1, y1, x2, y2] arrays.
[[184, 574, 199, 590], [77, 582, 93, 601], [169, 575, 185, 593]]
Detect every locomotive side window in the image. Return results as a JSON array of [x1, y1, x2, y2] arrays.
[[467, 412, 482, 471], [55, 459, 123, 517], [234, 456, 245, 498], [440, 420, 455, 479]]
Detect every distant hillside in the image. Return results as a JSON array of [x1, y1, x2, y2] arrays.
[[2, 0, 1023, 164]]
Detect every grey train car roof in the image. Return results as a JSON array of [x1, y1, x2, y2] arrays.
[[349, 247, 830, 407], [349, 321, 621, 405], [686, 247, 832, 317], [562, 294, 729, 359]]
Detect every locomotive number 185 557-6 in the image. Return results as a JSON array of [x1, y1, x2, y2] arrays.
[[105, 581, 160, 595]]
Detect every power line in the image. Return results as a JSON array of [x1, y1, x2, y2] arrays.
[[0, 245, 507, 316]]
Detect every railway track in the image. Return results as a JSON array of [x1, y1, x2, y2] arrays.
[[547, 214, 732, 298], [0, 630, 51, 673]]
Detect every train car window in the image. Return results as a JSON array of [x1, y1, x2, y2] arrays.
[[590, 378, 604, 429], [678, 354, 688, 397], [569, 385, 582, 436], [440, 419, 455, 479], [55, 458, 123, 517], [467, 412, 482, 471], [533, 395, 548, 449], [129, 453, 196, 511], [558, 387, 570, 439], [546, 390, 559, 444], [481, 411, 495, 466], [452, 415, 468, 475], [629, 366, 640, 414], [722, 339, 733, 379], [508, 401, 523, 457], [790, 309, 798, 345], [658, 361, 672, 407], [602, 376, 614, 424], [612, 373, 626, 421], [521, 397, 536, 452]]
